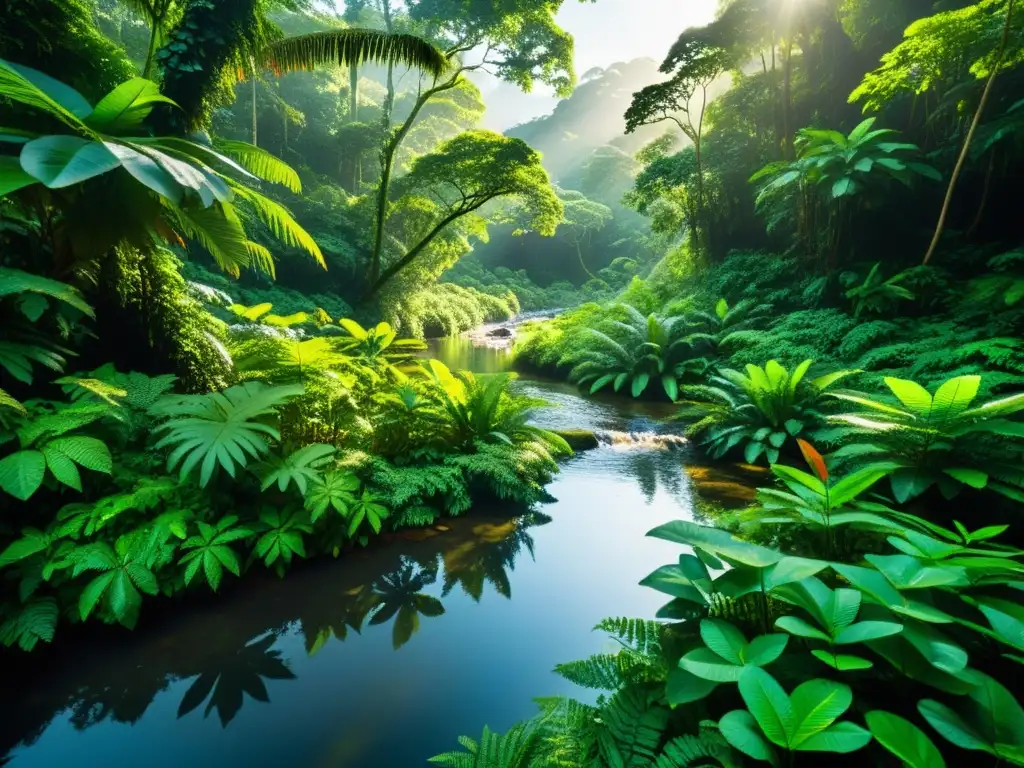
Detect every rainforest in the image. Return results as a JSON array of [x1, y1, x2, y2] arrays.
[[1, 0, 1024, 765]]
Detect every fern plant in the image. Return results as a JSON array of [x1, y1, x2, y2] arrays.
[[681, 298, 772, 372], [253, 506, 312, 575], [258, 444, 335, 495], [845, 263, 915, 318], [67, 537, 160, 629], [150, 382, 303, 487], [179, 516, 254, 592], [428, 716, 553, 768], [826, 374, 1024, 502], [335, 319, 426, 380], [0, 267, 94, 386], [677, 360, 856, 465], [565, 304, 698, 400], [0, 400, 114, 500]]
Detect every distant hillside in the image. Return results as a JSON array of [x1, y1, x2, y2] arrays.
[[507, 58, 671, 183]]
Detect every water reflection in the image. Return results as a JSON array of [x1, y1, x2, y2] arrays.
[[177, 632, 295, 728], [0, 513, 549, 764]]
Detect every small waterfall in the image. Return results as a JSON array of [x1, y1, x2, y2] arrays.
[[594, 430, 688, 450]]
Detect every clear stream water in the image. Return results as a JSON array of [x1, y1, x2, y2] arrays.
[[0, 335, 759, 767]]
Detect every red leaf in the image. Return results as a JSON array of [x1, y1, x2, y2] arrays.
[[797, 439, 829, 483]]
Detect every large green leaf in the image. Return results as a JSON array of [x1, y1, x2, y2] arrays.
[[103, 142, 184, 203], [0, 450, 46, 500], [0, 60, 92, 126], [701, 619, 747, 664], [153, 382, 303, 487], [646, 521, 782, 567], [929, 376, 980, 422], [920, 672, 1024, 757], [20, 136, 121, 188], [789, 679, 853, 746], [719, 710, 778, 764], [884, 377, 933, 415], [666, 667, 718, 706], [829, 465, 894, 506], [739, 668, 791, 747], [866, 711, 946, 768], [85, 78, 178, 133], [0, 156, 36, 196]]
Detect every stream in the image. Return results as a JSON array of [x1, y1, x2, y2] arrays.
[[0, 333, 761, 767]]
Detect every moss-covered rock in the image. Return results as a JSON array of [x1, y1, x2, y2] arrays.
[[554, 429, 600, 451]]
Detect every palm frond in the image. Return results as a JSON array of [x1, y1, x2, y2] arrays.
[[229, 183, 325, 268], [260, 30, 448, 80], [214, 139, 302, 193], [165, 200, 254, 277]]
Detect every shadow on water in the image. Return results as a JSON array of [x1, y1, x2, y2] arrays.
[[0, 331, 761, 767]]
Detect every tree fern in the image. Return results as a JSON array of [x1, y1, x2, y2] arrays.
[[151, 382, 303, 487]]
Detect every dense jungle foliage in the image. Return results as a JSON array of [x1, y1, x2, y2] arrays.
[[2, 0, 1024, 766]]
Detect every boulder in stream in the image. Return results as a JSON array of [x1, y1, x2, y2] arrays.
[[554, 429, 600, 451], [487, 327, 514, 338]]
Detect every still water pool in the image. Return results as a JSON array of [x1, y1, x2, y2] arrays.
[[0, 336, 755, 767]]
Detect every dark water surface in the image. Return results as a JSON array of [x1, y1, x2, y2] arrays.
[[0, 335, 748, 767]]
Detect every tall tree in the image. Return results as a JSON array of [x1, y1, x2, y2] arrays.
[[366, 0, 583, 291], [557, 192, 613, 280], [372, 130, 563, 294], [626, 38, 730, 249]]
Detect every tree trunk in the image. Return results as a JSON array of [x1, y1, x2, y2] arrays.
[[577, 240, 596, 280], [967, 149, 997, 237], [781, 38, 795, 160], [369, 74, 462, 286], [250, 61, 258, 145], [152, 0, 260, 133], [349, 64, 359, 122], [923, 0, 1016, 265]]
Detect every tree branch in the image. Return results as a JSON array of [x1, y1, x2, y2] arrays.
[[368, 196, 501, 296]]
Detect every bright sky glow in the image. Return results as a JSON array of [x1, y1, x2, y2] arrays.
[[475, 0, 719, 130]]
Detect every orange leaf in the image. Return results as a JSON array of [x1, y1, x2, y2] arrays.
[[797, 439, 829, 483]]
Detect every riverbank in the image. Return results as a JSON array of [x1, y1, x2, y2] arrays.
[[0, 331, 761, 767]]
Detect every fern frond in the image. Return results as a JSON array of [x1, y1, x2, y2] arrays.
[[0, 597, 59, 651], [595, 617, 663, 655], [596, 687, 670, 768], [555, 654, 625, 691]]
